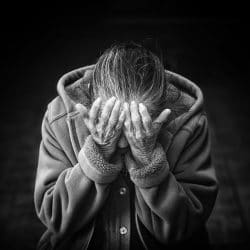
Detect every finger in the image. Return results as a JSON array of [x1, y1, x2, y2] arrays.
[[75, 103, 89, 127], [123, 102, 132, 135], [139, 103, 152, 134], [115, 109, 126, 131], [89, 97, 102, 130], [105, 100, 121, 138], [99, 96, 116, 133], [153, 109, 171, 129], [122, 105, 133, 144], [130, 101, 142, 139], [75, 103, 88, 118], [108, 99, 121, 131]]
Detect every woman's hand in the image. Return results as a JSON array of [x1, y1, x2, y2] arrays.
[[123, 101, 171, 166], [76, 96, 126, 161]]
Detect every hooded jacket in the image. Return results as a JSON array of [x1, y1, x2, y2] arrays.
[[34, 65, 218, 250]]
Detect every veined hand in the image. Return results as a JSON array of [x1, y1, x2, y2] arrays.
[[123, 101, 171, 166], [76, 96, 126, 161]]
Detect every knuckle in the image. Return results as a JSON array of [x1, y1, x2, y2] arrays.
[[113, 101, 121, 110], [153, 122, 162, 130], [118, 115, 125, 124], [135, 133, 142, 140], [92, 102, 100, 110], [98, 120, 105, 128], [106, 103, 113, 110], [128, 132, 134, 138], [92, 103, 99, 109], [140, 106, 147, 113], [139, 104, 148, 113], [112, 108, 120, 118], [140, 103, 146, 109], [96, 127, 102, 134], [143, 117, 151, 124], [89, 112, 95, 120], [101, 108, 111, 117], [124, 120, 130, 127], [105, 128, 111, 136], [109, 120, 116, 127], [132, 116, 140, 123], [141, 111, 147, 117], [111, 112, 119, 120], [88, 122, 94, 130], [106, 99, 116, 108], [116, 121, 123, 130], [101, 114, 109, 121]]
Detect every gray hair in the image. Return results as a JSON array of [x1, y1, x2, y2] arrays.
[[92, 42, 187, 120]]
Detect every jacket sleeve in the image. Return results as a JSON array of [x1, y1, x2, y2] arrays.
[[34, 110, 122, 247], [126, 114, 218, 244]]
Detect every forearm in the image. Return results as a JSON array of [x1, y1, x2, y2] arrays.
[[79, 135, 123, 183], [35, 163, 110, 236], [35, 134, 123, 238]]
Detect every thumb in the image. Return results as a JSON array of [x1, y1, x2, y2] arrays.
[[75, 103, 88, 118], [75, 103, 90, 129], [153, 109, 171, 127]]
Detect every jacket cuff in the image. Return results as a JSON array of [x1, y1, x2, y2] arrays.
[[125, 143, 169, 188], [78, 135, 123, 184]]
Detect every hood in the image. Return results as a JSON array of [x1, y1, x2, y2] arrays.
[[57, 65, 204, 135]]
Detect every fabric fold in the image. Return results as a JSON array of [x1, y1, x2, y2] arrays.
[[125, 143, 169, 188]]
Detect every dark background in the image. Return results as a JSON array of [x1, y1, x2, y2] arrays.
[[1, 1, 250, 249]]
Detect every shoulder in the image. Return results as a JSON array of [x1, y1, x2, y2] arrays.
[[164, 112, 209, 169], [182, 111, 208, 134]]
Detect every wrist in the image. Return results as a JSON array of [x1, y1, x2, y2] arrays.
[[125, 143, 169, 188], [79, 135, 123, 184], [95, 142, 114, 162], [131, 149, 154, 166]]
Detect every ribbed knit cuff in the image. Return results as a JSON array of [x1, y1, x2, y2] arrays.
[[125, 143, 169, 188], [78, 135, 123, 184]]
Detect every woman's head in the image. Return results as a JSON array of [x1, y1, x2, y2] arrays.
[[92, 42, 168, 120]]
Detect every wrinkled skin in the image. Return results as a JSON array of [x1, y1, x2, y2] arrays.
[[123, 101, 171, 166], [76, 98, 171, 164], [76, 96, 125, 161]]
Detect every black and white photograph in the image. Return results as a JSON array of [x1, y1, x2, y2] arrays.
[[1, 1, 249, 250]]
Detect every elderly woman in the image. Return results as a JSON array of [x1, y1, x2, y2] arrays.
[[34, 42, 218, 250]]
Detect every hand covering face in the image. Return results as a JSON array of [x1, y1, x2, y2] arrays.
[[123, 101, 171, 166], [75, 96, 126, 161]]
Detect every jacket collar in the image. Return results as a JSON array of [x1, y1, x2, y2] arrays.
[[164, 70, 204, 134], [57, 65, 203, 112], [57, 64, 204, 140], [57, 65, 95, 113]]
